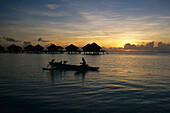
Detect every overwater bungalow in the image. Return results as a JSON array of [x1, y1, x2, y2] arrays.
[[7, 44, 22, 53], [24, 45, 35, 53], [0, 45, 4, 52], [34, 44, 44, 53], [90, 42, 102, 54], [47, 44, 63, 53], [82, 43, 91, 54], [82, 42, 102, 54], [65, 44, 80, 54]]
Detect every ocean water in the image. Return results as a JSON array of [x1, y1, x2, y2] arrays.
[[0, 52, 170, 113]]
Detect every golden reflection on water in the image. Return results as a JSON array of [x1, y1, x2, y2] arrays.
[[98, 53, 170, 92], [0, 53, 170, 112]]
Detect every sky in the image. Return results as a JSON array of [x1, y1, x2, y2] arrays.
[[0, 0, 170, 48]]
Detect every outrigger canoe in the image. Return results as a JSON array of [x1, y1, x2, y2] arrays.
[[42, 59, 99, 71], [42, 64, 99, 71]]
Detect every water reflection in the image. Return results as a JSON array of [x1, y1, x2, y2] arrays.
[[1, 53, 170, 112], [74, 71, 86, 86], [46, 70, 87, 86], [46, 70, 99, 87], [48, 70, 66, 84]]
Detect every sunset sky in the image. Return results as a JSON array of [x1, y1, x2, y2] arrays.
[[0, 0, 170, 47]]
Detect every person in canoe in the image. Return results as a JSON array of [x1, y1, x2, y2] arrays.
[[80, 57, 88, 70], [43, 58, 99, 71], [48, 59, 55, 68], [48, 59, 63, 68], [80, 57, 86, 66]]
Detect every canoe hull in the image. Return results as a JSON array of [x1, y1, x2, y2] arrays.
[[42, 64, 99, 71]]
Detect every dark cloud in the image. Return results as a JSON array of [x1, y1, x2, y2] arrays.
[[124, 43, 137, 49], [156, 42, 170, 50], [23, 41, 31, 47], [2, 37, 21, 42], [124, 41, 170, 50], [145, 41, 154, 49], [37, 38, 49, 42], [106, 47, 124, 52], [137, 42, 145, 44], [37, 38, 42, 41], [44, 43, 53, 49], [24, 41, 31, 45]]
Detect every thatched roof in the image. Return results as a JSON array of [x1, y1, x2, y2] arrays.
[[82, 43, 91, 50], [0, 45, 4, 49], [24, 45, 34, 51], [34, 44, 44, 51], [82, 42, 101, 52], [91, 42, 101, 49], [47, 44, 63, 50], [0, 45, 4, 51], [7, 44, 22, 50], [65, 44, 79, 51]]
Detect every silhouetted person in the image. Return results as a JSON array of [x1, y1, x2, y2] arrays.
[[80, 57, 87, 67], [51, 59, 55, 63], [63, 61, 68, 64], [49, 59, 55, 68], [60, 61, 62, 64]]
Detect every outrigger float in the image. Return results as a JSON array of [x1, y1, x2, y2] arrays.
[[42, 58, 99, 71]]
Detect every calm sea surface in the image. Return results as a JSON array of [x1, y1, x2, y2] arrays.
[[0, 52, 170, 113]]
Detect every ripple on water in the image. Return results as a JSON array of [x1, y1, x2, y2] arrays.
[[0, 53, 170, 112]]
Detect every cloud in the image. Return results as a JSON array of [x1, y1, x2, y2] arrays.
[[1, 37, 21, 42], [0, 1, 170, 47], [78, 10, 170, 42], [37, 38, 50, 42], [145, 41, 154, 49], [157, 42, 170, 50], [45, 4, 60, 10], [40, 11, 70, 17], [124, 43, 137, 49], [124, 41, 170, 50], [159, 16, 170, 19], [24, 41, 31, 45], [44, 43, 53, 49], [23, 41, 31, 47], [126, 8, 143, 11]]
